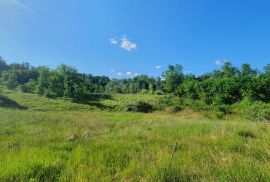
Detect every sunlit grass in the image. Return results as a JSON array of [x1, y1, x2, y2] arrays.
[[0, 91, 270, 181]]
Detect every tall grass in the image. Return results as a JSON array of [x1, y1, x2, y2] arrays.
[[0, 91, 270, 181]]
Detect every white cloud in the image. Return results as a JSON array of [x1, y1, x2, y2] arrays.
[[110, 69, 115, 73], [116, 72, 122, 76], [184, 70, 192, 74], [109, 38, 118, 45], [120, 36, 137, 51], [155, 65, 162, 70], [215, 60, 223, 66], [126, 71, 139, 78]]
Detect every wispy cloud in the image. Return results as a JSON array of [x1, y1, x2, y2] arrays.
[[109, 35, 137, 52], [116, 72, 122, 76], [155, 65, 162, 70], [10, 0, 36, 14], [215, 60, 224, 66], [126, 71, 139, 78], [109, 38, 118, 45], [121, 35, 137, 51], [184, 70, 192, 74]]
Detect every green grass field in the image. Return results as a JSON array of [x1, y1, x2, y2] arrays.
[[0, 91, 270, 181]]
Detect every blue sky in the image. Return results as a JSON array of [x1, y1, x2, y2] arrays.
[[0, 0, 270, 78]]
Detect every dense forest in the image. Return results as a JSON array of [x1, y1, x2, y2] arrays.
[[1, 56, 270, 117]]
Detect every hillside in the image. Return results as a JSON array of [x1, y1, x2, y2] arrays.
[[0, 91, 270, 181], [0, 90, 162, 112]]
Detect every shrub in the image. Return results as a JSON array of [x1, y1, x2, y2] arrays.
[[134, 101, 154, 113], [248, 102, 270, 121], [183, 99, 207, 111], [172, 102, 183, 112], [140, 89, 149, 95], [213, 104, 231, 119], [157, 96, 184, 112], [44, 90, 57, 99], [20, 80, 37, 93], [124, 105, 136, 112], [237, 100, 270, 121], [238, 130, 256, 139], [155, 90, 164, 95]]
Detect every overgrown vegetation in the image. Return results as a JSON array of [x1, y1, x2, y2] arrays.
[[1, 57, 270, 120], [1, 57, 270, 181], [0, 91, 270, 181]]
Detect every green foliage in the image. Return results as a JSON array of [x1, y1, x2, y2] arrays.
[[177, 79, 199, 100], [134, 101, 154, 113], [247, 102, 270, 121], [172, 103, 183, 112], [163, 64, 184, 93], [1, 59, 270, 111], [0, 57, 9, 74], [238, 130, 256, 139], [213, 104, 231, 119], [1, 91, 270, 181], [105, 79, 126, 93], [155, 89, 164, 95], [36, 66, 50, 95], [140, 89, 149, 95], [124, 101, 154, 113], [20, 79, 37, 93], [158, 95, 184, 112]]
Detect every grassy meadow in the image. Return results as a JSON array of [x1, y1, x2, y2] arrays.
[[0, 91, 270, 181]]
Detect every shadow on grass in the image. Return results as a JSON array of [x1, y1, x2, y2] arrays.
[[87, 93, 113, 101], [0, 95, 28, 110], [74, 93, 114, 110]]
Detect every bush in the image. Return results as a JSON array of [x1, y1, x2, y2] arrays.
[[213, 105, 231, 119], [155, 90, 164, 95], [44, 90, 58, 99], [157, 96, 184, 112], [247, 102, 270, 121], [124, 105, 136, 112], [134, 101, 154, 113], [124, 101, 154, 113], [183, 99, 207, 111], [172, 102, 183, 112], [140, 89, 149, 95], [236, 99, 270, 121], [238, 130, 256, 139], [20, 80, 37, 93]]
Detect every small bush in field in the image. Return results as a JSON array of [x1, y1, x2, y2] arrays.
[[248, 102, 270, 121], [44, 90, 57, 99], [172, 103, 183, 112], [124, 105, 136, 112], [238, 100, 270, 121], [140, 89, 149, 95], [135, 101, 154, 113], [155, 90, 164, 95], [20, 80, 37, 93], [238, 130, 256, 139], [213, 105, 231, 119]]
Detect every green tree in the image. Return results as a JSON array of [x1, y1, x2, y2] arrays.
[[0, 57, 9, 75], [163, 64, 184, 93], [57, 64, 78, 98], [222, 62, 239, 77], [36, 67, 50, 95]]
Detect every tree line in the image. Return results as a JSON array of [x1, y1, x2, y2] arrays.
[[1, 57, 270, 106]]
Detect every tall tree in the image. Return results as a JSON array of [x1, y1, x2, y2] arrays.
[[163, 64, 184, 93], [0, 57, 9, 75], [36, 67, 50, 95]]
